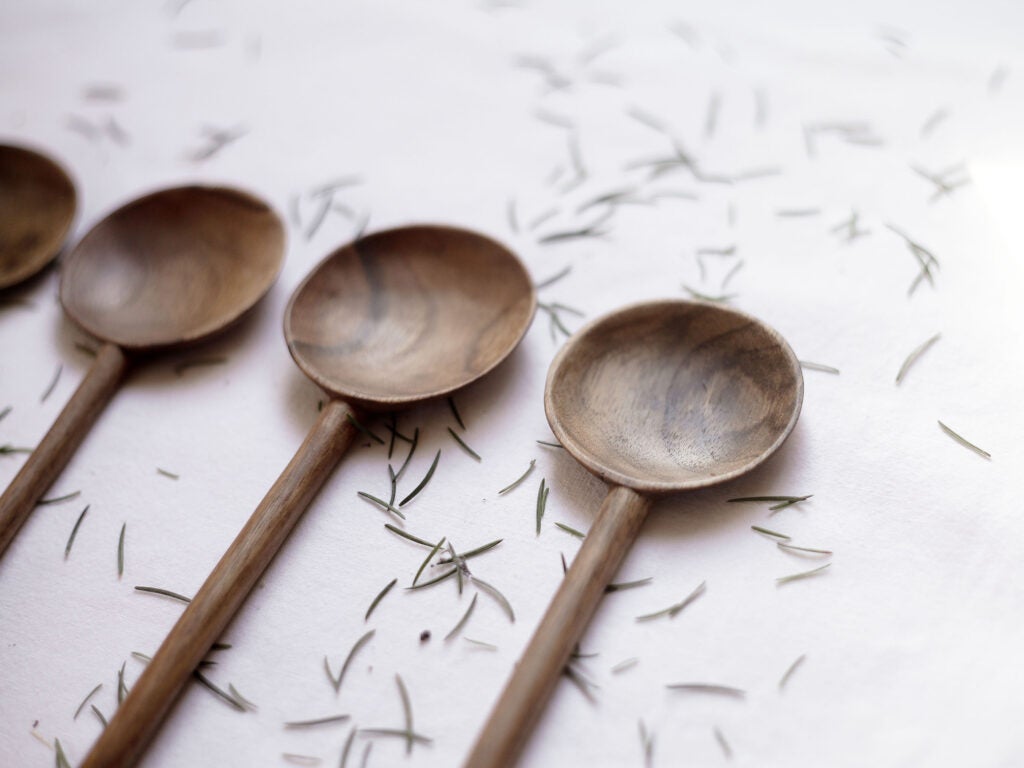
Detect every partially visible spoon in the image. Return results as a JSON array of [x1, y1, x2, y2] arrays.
[[0, 144, 76, 289], [0, 185, 284, 558], [81, 224, 536, 768], [466, 299, 804, 767]]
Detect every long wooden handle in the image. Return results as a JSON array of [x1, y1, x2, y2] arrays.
[[465, 485, 652, 768], [81, 398, 359, 768], [0, 342, 128, 558]]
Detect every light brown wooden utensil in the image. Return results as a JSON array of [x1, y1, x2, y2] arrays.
[[0, 144, 76, 289], [81, 224, 536, 768], [0, 186, 285, 558], [465, 299, 803, 767]]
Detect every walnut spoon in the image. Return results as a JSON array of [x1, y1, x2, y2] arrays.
[[466, 299, 803, 767], [0, 144, 76, 289], [0, 186, 285, 558], [81, 224, 536, 768]]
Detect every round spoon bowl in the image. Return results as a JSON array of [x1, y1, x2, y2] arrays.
[[285, 224, 537, 411], [60, 186, 285, 350], [545, 299, 803, 494], [0, 144, 76, 289]]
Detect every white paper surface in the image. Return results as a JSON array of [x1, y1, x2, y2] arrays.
[[1, 1, 1022, 766]]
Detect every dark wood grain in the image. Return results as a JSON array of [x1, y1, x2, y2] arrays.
[[466, 300, 802, 768], [80, 400, 359, 768], [61, 186, 284, 350], [285, 224, 536, 411], [0, 144, 76, 289]]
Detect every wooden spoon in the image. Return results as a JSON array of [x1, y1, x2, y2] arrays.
[[0, 186, 284, 557], [81, 224, 536, 768], [0, 144, 77, 289], [465, 299, 804, 767]]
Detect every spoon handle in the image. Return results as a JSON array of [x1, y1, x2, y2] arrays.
[[465, 485, 652, 768], [80, 398, 359, 768], [0, 342, 128, 558]]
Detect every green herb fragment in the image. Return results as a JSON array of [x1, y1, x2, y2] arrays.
[[605, 577, 652, 593], [447, 427, 481, 461], [538, 223, 607, 244], [134, 585, 192, 603], [682, 285, 735, 303], [779, 653, 806, 690], [75, 342, 98, 357], [752, 525, 790, 540], [413, 537, 446, 586], [174, 356, 227, 376], [536, 439, 563, 448], [64, 504, 90, 558], [365, 578, 397, 621], [896, 333, 941, 384], [0, 444, 33, 455], [74, 683, 103, 719], [447, 397, 466, 430], [0, 405, 9, 422], [117, 662, 128, 704], [729, 494, 812, 510], [285, 714, 351, 729], [638, 719, 655, 768], [396, 674, 415, 755], [555, 522, 584, 539], [799, 360, 840, 374], [38, 491, 81, 506], [194, 670, 246, 711], [281, 754, 321, 765], [326, 630, 374, 695], [357, 491, 405, 520], [114, 522, 126, 576], [357, 728, 433, 745], [666, 682, 745, 697], [449, 542, 464, 594], [395, 427, 419, 479], [384, 524, 433, 548], [611, 658, 639, 674], [156, 467, 179, 479], [228, 683, 257, 711], [91, 705, 107, 727], [41, 363, 63, 403], [499, 459, 536, 495], [777, 542, 832, 555], [636, 580, 706, 621], [211, 642, 232, 651], [776, 208, 821, 217], [408, 566, 457, 591], [55, 738, 71, 768], [346, 413, 385, 445], [464, 638, 498, 651], [444, 594, 478, 641], [439, 539, 502, 563], [536, 479, 548, 535], [399, 449, 441, 507], [564, 663, 600, 702], [131, 651, 153, 664], [535, 265, 572, 290], [472, 576, 515, 622], [714, 726, 733, 759], [777, 563, 831, 585], [339, 728, 357, 768], [938, 420, 991, 459], [359, 742, 372, 768]]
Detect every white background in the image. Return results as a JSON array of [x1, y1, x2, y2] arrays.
[[1, 1, 1022, 766]]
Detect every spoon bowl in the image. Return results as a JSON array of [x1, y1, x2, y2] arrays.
[[468, 299, 802, 768], [0, 144, 76, 289], [82, 224, 535, 768], [0, 185, 284, 557], [286, 224, 536, 409]]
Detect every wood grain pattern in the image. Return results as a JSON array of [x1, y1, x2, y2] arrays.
[[285, 224, 536, 411], [61, 185, 284, 350], [466, 300, 803, 767], [81, 400, 359, 768], [0, 343, 127, 557], [0, 144, 76, 289], [545, 300, 803, 494]]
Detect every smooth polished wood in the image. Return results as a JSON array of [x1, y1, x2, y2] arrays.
[[83, 225, 535, 768], [465, 486, 651, 768], [285, 224, 537, 411], [0, 144, 76, 289], [0, 186, 284, 561], [61, 185, 284, 350], [81, 400, 359, 768], [0, 343, 127, 557], [467, 300, 803, 767]]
